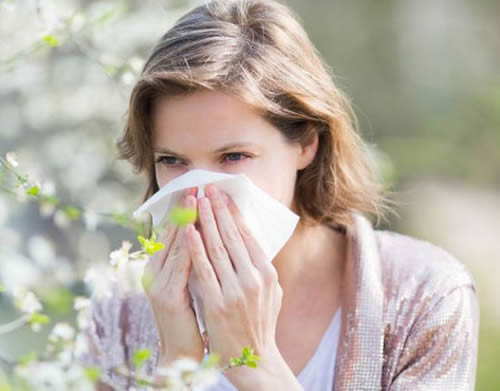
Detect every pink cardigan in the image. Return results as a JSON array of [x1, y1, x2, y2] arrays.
[[80, 211, 479, 390]]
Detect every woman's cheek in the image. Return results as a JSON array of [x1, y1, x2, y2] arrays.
[[155, 167, 172, 188]]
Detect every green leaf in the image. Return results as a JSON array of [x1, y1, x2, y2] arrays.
[[103, 64, 118, 76], [29, 312, 51, 327], [84, 367, 101, 382], [132, 348, 151, 369], [229, 346, 260, 369], [168, 205, 198, 226], [242, 346, 251, 358], [0, 284, 4, 292], [246, 360, 257, 368], [137, 235, 146, 246], [40, 194, 59, 205], [148, 242, 164, 253], [18, 351, 38, 366], [229, 357, 241, 366], [137, 235, 165, 255], [42, 34, 60, 47], [62, 205, 81, 220], [26, 186, 39, 196]]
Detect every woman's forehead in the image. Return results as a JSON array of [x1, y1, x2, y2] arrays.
[[151, 90, 279, 147]]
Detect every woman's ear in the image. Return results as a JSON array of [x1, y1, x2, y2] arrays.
[[297, 131, 319, 171]]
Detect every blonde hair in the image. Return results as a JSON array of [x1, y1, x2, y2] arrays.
[[117, 0, 397, 230]]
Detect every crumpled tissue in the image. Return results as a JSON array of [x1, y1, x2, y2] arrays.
[[133, 169, 300, 337]]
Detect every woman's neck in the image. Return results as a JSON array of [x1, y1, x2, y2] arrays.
[[272, 220, 347, 300]]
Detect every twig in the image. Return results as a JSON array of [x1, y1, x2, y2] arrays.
[[0, 314, 31, 334]]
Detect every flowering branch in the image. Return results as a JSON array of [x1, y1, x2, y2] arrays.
[[0, 153, 148, 235]]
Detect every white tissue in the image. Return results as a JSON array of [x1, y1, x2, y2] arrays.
[[133, 169, 300, 336]]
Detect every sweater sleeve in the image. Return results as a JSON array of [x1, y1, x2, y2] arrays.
[[389, 285, 479, 391], [76, 290, 161, 390]]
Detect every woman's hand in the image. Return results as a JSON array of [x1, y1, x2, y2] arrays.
[[143, 187, 205, 368], [185, 183, 285, 387]]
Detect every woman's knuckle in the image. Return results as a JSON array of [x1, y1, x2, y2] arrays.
[[243, 276, 262, 295], [239, 222, 253, 239], [262, 266, 278, 285], [198, 263, 212, 281], [190, 244, 203, 257], [210, 300, 226, 316], [226, 229, 239, 243], [209, 242, 227, 259], [226, 291, 245, 309]]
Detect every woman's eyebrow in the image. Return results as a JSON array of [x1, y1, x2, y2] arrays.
[[153, 142, 256, 157]]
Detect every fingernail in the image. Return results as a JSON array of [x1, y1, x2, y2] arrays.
[[206, 184, 217, 198]]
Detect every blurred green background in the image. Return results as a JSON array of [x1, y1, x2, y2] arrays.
[[0, 0, 498, 389]]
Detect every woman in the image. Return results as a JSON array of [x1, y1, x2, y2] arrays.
[[81, 0, 479, 390]]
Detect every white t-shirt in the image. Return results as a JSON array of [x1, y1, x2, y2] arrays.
[[201, 307, 342, 390]]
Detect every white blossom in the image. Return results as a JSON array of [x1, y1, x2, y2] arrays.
[[83, 208, 101, 231], [6, 151, 18, 167], [70, 12, 86, 33], [40, 179, 56, 195], [74, 332, 89, 356], [49, 322, 75, 342], [19, 291, 42, 314], [53, 209, 71, 227], [190, 367, 219, 389], [115, 258, 146, 294], [28, 235, 56, 268], [74, 296, 91, 311], [74, 296, 91, 329], [15, 361, 66, 390], [15, 186, 28, 202], [0, 0, 15, 12], [129, 56, 145, 73], [156, 357, 219, 390], [120, 70, 135, 85], [84, 264, 116, 297], [40, 201, 56, 217], [109, 240, 132, 267]]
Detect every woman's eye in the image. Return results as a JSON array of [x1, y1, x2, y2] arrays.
[[156, 156, 181, 166], [222, 152, 250, 163], [155, 152, 250, 167]]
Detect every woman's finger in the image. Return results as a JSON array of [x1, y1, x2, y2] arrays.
[[197, 195, 239, 294], [145, 188, 193, 275], [146, 225, 178, 276], [223, 191, 270, 274], [157, 195, 195, 289], [186, 222, 222, 300], [208, 187, 255, 279]]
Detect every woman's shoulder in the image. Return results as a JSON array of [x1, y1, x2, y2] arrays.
[[374, 228, 477, 298]]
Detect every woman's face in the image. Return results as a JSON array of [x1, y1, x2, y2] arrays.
[[151, 90, 317, 213]]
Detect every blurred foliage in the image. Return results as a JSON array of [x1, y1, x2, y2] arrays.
[[287, 0, 500, 189]]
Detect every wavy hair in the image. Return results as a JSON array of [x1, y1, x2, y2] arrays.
[[117, 0, 397, 230]]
